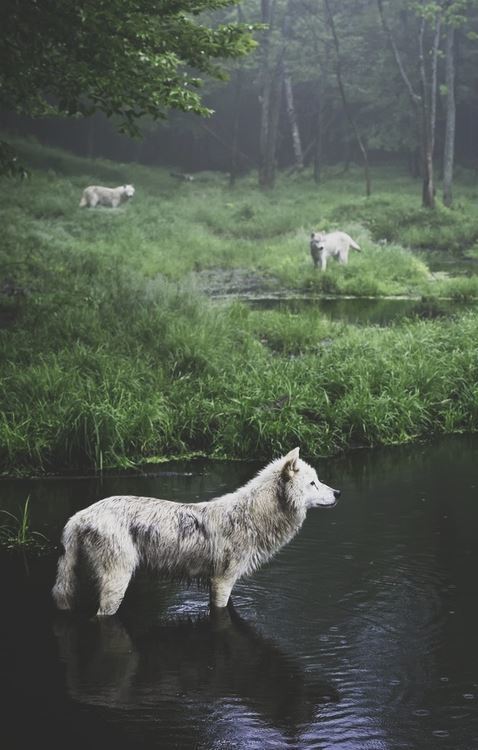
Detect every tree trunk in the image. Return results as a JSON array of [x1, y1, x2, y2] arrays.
[[283, 61, 304, 171], [229, 5, 245, 187], [443, 23, 456, 207], [259, 63, 283, 189], [324, 0, 371, 196], [267, 59, 283, 185], [313, 84, 323, 184], [259, 0, 273, 188], [377, 0, 440, 209], [421, 142, 435, 208], [258, 0, 283, 189], [418, 13, 441, 208], [418, 17, 433, 207], [229, 67, 244, 187], [430, 13, 441, 156]]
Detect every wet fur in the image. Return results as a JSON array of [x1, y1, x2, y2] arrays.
[[52, 448, 339, 615]]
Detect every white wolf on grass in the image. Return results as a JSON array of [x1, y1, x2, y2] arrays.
[[52, 448, 341, 615], [79, 184, 135, 208], [310, 230, 361, 270]]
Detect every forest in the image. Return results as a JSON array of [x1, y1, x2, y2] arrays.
[[2, 6, 478, 749], [4, 0, 478, 204], [1, 0, 478, 474]]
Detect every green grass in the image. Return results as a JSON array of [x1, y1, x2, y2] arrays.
[[1, 136, 478, 473], [0, 496, 50, 550], [4, 135, 478, 298]]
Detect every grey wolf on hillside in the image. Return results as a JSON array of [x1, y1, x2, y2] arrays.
[[52, 448, 340, 616], [310, 230, 361, 270], [79, 184, 135, 208]]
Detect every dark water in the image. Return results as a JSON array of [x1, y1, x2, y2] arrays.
[[424, 252, 478, 277], [1, 435, 478, 749], [248, 296, 471, 325]]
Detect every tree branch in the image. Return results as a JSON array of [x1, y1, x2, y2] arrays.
[[376, 0, 421, 110]]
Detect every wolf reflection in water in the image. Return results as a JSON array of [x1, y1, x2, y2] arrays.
[[54, 604, 339, 739]]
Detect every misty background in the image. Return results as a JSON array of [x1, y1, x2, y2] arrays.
[[2, 0, 477, 186]]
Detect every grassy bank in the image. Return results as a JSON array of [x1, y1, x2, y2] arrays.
[[4, 136, 478, 297], [1, 137, 478, 473]]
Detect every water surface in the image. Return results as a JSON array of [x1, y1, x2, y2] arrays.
[[247, 295, 468, 325], [1, 436, 477, 749]]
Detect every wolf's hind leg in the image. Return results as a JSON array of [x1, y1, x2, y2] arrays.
[[83, 532, 138, 617], [96, 564, 135, 616], [339, 249, 349, 265]]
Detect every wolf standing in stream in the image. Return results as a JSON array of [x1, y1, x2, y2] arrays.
[[52, 448, 340, 615]]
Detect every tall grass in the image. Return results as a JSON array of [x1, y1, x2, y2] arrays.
[[168, 309, 478, 458], [1, 269, 477, 470], [0, 496, 49, 550], [1, 138, 478, 472]]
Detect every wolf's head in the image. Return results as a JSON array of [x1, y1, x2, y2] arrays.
[[281, 447, 340, 510], [310, 231, 326, 253], [123, 184, 135, 199]]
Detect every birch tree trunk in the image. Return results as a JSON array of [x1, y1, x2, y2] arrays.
[[283, 61, 304, 171], [281, 4, 303, 173], [418, 12, 441, 208], [418, 16, 435, 208], [430, 13, 442, 155], [443, 22, 456, 207]]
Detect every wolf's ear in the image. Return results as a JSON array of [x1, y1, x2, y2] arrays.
[[282, 447, 300, 481]]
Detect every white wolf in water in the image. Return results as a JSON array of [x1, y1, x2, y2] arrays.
[[310, 230, 361, 270], [79, 184, 135, 208], [52, 448, 340, 615]]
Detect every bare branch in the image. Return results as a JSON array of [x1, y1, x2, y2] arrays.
[[376, 0, 421, 109]]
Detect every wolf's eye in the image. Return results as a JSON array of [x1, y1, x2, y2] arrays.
[[310, 480, 317, 487]]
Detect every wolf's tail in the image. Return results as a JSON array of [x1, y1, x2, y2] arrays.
[[52, 525, 79, 610], [350, 239, 361, 251]]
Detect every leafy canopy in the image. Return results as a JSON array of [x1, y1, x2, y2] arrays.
[[0, 0, 256, 132]]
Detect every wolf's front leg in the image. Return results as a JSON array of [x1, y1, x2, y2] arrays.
[[210, 576, 236, 608]]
